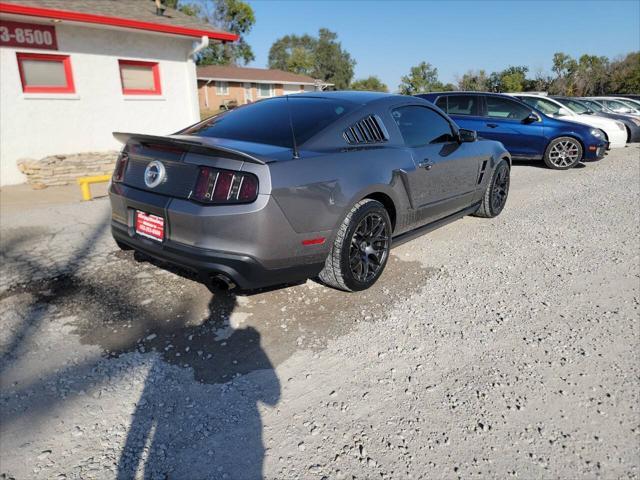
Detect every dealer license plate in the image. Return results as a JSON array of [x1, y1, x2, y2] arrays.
[[135, 211, 164, 242]]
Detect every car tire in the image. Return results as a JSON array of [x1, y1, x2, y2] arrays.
[[473, 159, 510, 218], [319, 199, 392, 292], [543, 137, 583, 170]]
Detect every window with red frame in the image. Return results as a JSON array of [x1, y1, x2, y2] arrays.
[[118, 60, 161, 95], [16, 52, 75, 94]]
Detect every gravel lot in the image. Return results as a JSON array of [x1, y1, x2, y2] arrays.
[[1, 145, 639, 480]]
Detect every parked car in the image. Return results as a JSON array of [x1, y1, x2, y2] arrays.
[[553, 96, 640, 143], [110, 92, 511, 292], [616, 94, 640, 101], [612, 97, 640, 110], [588, 97, 640, 116], [579, 98, 615, 114], [417, 92, 608, 170], [511, 94, 627, 148]]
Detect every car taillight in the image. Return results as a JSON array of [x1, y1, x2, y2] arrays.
[[112, 152, 128, 183], [192, 166, 259, 204]]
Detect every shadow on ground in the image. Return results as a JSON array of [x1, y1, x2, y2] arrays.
[[1, 219, 432, 478], [513, 159, 587, 169]]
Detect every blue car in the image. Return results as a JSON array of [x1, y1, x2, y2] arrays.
[[417, 92, 608, 170]]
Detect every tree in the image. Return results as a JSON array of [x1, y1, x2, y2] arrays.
[[457, 70, 489, 91], [608, 52, 640, 94], [398, 62, 446, 95], [500, 65, 528, 92], [313, 29, 355, 89], [549, 52, 578, 95], [488, 66, 528, 92], [268, 34, 316, 75], [571, 54, 610, 96], [161, 0, 255, 66], [350, 76, 389, 92], [523, 67, 552, 92], [161, 0, 200, 16], [268, 29, 355, 89], [198, 0, 255, 65]]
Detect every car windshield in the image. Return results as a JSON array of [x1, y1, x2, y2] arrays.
[[558, 99, 590, 114], [604, 99, 636, 111], [181, 96, 356, 148], [582, 100, 605, 112], [519, 96, 561, 116], [616, 98, 640, 110]]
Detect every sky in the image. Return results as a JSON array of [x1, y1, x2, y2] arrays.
[[243, 0, 640, 91]]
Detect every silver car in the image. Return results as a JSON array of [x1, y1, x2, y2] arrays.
[[109, 92, 511, 292]]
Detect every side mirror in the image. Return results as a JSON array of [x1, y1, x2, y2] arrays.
[[523, 112, 540, 124], [557, 107, 572, 116], [458, 128, 477, 142]]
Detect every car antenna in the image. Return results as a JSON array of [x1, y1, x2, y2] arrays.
[[286, 95, 300, 159]]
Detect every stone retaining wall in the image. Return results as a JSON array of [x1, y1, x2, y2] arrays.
[[17, 151, 118, 187]]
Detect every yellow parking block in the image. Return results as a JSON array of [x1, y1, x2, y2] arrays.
[[77, 175, 111, 201]]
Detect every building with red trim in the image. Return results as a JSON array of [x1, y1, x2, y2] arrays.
[[0, 0, 236, 185], [197, 65, 332, 112]]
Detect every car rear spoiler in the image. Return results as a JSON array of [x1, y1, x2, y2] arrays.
[[112, 132, 266, 165]]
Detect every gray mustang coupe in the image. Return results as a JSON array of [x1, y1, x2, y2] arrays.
[[110, 91, 510, 292]]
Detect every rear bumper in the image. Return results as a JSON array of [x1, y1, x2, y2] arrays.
[[112, 221, 323, 290], [109, 182, 329, 290]]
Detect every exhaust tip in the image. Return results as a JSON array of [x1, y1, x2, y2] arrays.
[[209, 273, 237, 291]]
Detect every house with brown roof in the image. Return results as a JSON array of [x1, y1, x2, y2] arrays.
[[0, 0, 236, 185], [197, 65, 332, 111]]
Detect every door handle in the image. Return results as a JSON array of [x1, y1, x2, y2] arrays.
[[418, 159, 434, 170], [486, 123, 499, 128]]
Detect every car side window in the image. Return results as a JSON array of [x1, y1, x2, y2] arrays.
[[445, 95, 480, 116], [392, 106, 456, 147], [435, 96, 447, 111], [519, 96, 559, 116], [486, 97, 531, 120]]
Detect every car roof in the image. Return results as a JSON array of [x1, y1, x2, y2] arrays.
[[292, 90, 406, 105], [419, 91, 525, 98]]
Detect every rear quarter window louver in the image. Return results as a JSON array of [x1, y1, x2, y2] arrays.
[[343, 115, 389, 145]]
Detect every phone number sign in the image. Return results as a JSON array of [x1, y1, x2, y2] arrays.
[[0, 20, 58, 50]]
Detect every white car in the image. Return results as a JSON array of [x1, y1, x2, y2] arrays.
[[512, 94, 628, 149], [589, 97, 640, 116]]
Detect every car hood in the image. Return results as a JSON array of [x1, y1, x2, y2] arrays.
[[558, 115, 621, 133]]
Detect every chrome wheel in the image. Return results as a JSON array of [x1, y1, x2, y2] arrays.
[[348, 212, 390, 283], [491, 164, 510, 213], [548, 140, 580, 168]]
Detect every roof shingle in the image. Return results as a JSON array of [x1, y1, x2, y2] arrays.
[[0, 0, 233, 39], [197, 65, 329, 85]]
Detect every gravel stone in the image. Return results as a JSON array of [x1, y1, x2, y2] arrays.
[[1, 146, 638, 479]]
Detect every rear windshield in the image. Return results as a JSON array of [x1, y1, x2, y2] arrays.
[[181, 96, 356, 148]]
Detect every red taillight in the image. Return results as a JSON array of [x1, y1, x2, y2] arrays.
[[212, 171, 234, 201], [192, 167, 259, 204], [194, 167, 213, 199], [238, 175, 258, 201], [112, 152, 128, 182]]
